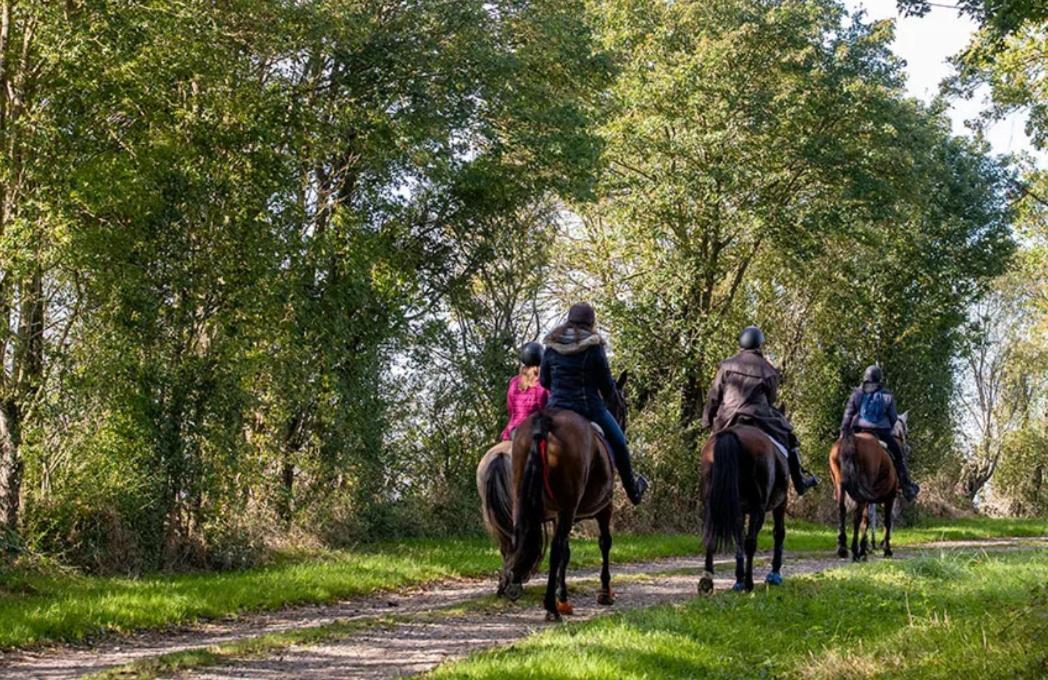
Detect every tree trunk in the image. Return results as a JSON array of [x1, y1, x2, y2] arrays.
[[0, 399, 22, 537]]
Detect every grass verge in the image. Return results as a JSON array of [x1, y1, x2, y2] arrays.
[[1, 516, 1043, 650], [429, 549, 1048, 679]]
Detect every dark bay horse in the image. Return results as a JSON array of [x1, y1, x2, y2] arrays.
[[499, 373, 628, 621], [829, 413, 910, 561], [698, 425, 789, 593]]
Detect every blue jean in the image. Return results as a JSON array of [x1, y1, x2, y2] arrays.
[[590, 406, 635, 482]]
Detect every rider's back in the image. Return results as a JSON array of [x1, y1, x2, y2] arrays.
[[541, 324, 614, 419], [709, 350, 780, 428]]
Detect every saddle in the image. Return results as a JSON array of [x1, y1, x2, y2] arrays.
[[589, 422, 616, 471]]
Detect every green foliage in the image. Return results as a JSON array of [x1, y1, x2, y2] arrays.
[[564, 0, 1014, 521], [0, 0, 1033, 574], [7, 0, 611, 567]]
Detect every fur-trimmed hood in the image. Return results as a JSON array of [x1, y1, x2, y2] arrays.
[[543, 324, 605, 355]]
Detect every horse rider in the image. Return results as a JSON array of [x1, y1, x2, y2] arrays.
[[540, 302, 648, 505], [702, 325, 819, 495], [500, 341, 549, 441], [840, 365, 920, 501]]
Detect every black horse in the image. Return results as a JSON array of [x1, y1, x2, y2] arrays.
[[698, 425, 789, 593]]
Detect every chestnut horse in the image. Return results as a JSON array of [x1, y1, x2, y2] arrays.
[[698, 425, 789, 594], [829, 413, 910, 561], [500, 373, 628, 621]]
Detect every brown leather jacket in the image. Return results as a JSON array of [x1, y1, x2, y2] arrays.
[[701, 349, 795, 447]]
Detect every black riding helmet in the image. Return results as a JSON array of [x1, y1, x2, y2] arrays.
[[862, 364, 883, 393], [518, 341, 543, 367], [738, 325, 765, 350]]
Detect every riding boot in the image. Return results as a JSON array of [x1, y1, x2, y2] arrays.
[[787, 447, 819, 496], [613, 446, 648, 505], [892, 447, 920, 502]]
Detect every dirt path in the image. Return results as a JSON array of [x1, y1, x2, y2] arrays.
[[2, 537, 1044, 679]]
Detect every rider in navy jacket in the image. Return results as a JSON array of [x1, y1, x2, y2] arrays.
[[540, 303, 648, 505], [841, 365, 919, 501]]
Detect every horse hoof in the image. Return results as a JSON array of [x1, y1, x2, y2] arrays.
[[545, 610, 562, 623], [731, 580, 747, 592], [504, 583, 523, 601], [884, 550, 893, 559], [765, 572, 783, 586], [698, 577, 714, 595], [837, 547, 849, 559], [556, 600, 574, 615], [597, 590, 615, 605]]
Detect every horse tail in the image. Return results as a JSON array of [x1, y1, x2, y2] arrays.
[[507, 412, 551, 581], [839, 432, 874, 501], [481, 452, 513, 543], [704, 430, 741, 553]]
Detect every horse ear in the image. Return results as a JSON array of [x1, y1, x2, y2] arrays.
[[899, 411, 909, 424], [616, 370, 629, 390]]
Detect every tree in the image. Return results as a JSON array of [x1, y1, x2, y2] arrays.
[[565, 0, 1013, 521]]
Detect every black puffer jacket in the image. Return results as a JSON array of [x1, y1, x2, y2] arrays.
[[539, 324, 617, 420]]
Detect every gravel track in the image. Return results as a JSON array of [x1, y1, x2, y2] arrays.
[[2, 536, 1044, 680]]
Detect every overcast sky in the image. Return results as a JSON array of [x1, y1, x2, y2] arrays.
[[845, 0, 1044, 165]]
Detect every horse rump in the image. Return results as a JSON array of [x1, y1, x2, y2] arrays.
[[479, 449, 513, 543], [839, 432, 876, 502], [506, 411, 552, 585]]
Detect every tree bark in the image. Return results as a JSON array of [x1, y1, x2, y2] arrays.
[[0, 399, 21, 537]]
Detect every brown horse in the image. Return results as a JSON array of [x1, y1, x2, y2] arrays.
[[476, 440, 515, 595], [829, 412, 910, 561], [698, 425, 789, 593], [500, 373, 628, 621]]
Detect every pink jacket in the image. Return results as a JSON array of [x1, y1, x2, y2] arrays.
[[501, 375, 549, 440]]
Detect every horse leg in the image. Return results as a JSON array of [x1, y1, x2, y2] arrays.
[[699, 544, 716, 594], [882, 496, 895, 558], [556, 540, 574, 615], [596, 506, 615, 605], [496, 533, 514, 597], [545, 514, 572, 622], [858, 504, 870, 561], [837, 484, 849, 559], [851, 501, 864, 561], [765, 502, 785, 585], [732, 517, 746, 592], [744, 510, 763, 592]]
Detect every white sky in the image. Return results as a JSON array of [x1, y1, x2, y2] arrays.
[[845, 0, 1044, 165]]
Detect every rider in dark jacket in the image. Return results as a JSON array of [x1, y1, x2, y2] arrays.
[[841, 365, 919, 501], [540, 303, 648, 505], [702, 326, 818, 495]]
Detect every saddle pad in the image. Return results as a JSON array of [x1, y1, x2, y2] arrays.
[[590, 421, 605, 437], [762, 432, 789, 460]]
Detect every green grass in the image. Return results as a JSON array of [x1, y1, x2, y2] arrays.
[[0, 532, 696, 649], [761, 515, 1048, 553], [430, 549, 1048, 679], [0, 516, 1043, 651]]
